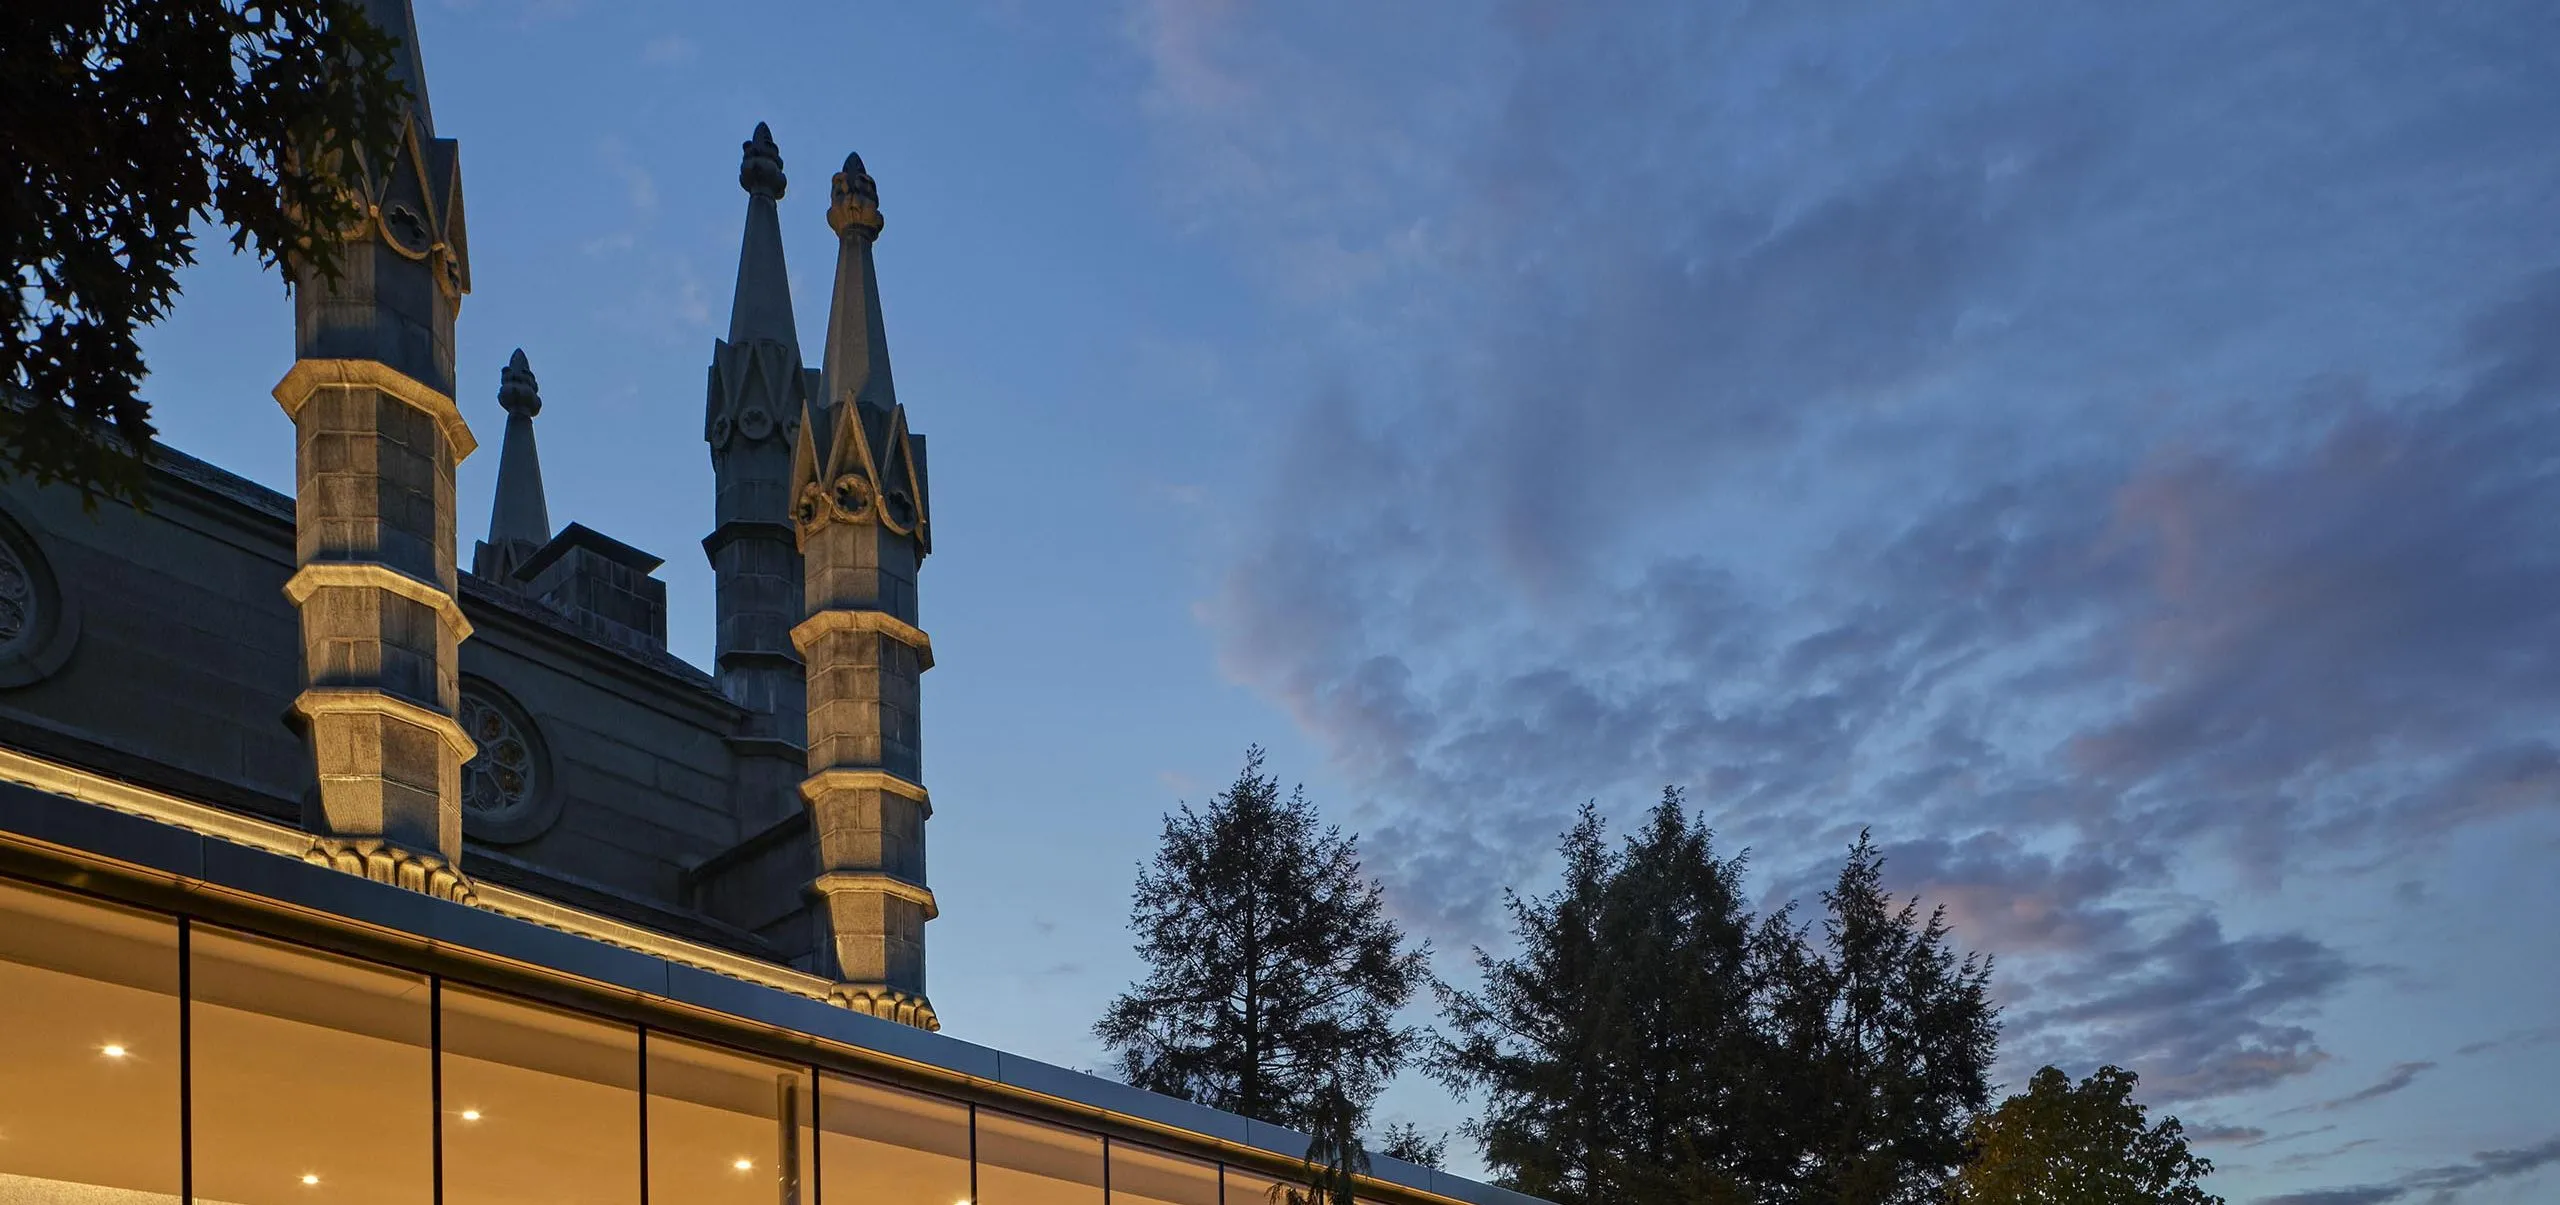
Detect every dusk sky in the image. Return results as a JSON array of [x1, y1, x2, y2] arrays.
[[134, 3, 2559, 1202]]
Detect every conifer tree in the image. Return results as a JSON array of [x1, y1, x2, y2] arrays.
[[1953, 1066, 2221, 1205], [1438, 803, 2000, 1205], [1769, 831, 2001, 1205], [1097, 747, 1430, 1135], [1434, 790, 1776, 1205], [1377, 1122, 1448, 1170]]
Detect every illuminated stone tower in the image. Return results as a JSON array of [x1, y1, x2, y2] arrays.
[[707, 123, 820, 831], [789, 151, 937, 1027], [274, 0, 478, 897]]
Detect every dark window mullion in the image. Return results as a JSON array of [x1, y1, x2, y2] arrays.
[[179, 916, 193, 1205], [639, 1026, 652, 1205], [431, 977, 445, 1205]]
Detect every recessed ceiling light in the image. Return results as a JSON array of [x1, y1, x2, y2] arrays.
[[301, 1174, 320, 1186], [460, 1109, 482, 1122], [733, 1158, 754, 1171], [100, 1044, 127, 1059]]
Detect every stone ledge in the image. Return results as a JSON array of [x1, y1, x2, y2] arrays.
[[284, 560, 473, 641], [789, 608, 934, 669], [273, 358, 478, 460], [810, 869, 939, 919]]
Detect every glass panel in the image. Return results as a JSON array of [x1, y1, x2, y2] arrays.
[[1226, 1168, 1291, 1205], [0, 879, 181, 1203], [973, 1112, 1103, 1205], [647, 1035, 813, 1205], [191, 925, 433, 1205], [443, 986, 640, 1205], [816, 1074, 970, 1205], [1110, 1146, 1220, 1205]]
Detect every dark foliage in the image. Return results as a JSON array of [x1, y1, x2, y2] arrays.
[[1771, 831, 2003, 1204], [1437, 796, 2000, 1205], [2, 0, 407, 505], [1953, 1065, 2221, 1205], [1097, 746, 1431, 1134], [1378, 1122, 1448, 1170]]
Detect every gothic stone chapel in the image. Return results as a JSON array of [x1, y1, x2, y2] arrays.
[[0, 5, 1539, 1205]]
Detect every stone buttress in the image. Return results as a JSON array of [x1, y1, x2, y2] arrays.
[[273, 0, 478, 898], [789, 151, 938, 1029], [707, 123, 819, 834]]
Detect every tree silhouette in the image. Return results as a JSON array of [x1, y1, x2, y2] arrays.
[[1953, 1065, 2222, 1205], [5, 0, 408, 505]]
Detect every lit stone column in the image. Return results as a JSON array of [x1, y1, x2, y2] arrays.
[[791, 151, 938, 1029], [276, 362, 479, 901], [275, 11, 481, 900]]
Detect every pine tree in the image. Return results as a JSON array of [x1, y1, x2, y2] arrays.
[[1439, 804, 2000, 1205], [1953, 1066, 2221, 1205], [1434, 791, 1773, 1205], [1097, 747, 1431, 1135], [5, 0, 411, 504], [1377, 1122, 1448, 1170], [1764, 831, 2001, 1205]]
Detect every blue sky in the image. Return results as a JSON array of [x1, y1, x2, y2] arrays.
[[137, 3, 2560, 1201]]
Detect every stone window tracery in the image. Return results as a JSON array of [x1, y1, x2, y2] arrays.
[[0, 538, 33, 658], [457, 683, 555, 843]]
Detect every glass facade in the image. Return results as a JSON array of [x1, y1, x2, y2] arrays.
[[442, 986, 641, 1205], [0, 879, 182, 1205], [191, 926, 435, 1205], [976, 1112, 1106, 1205], [647, 1035, 815, 1205], [1110, 1145, 1222, 1205], [818, 1074, 971, 1205], [0, 873, 1338, 1205]]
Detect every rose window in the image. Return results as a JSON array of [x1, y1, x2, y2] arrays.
[[460, 689, 543, 830], [0, 540, 30, 657]]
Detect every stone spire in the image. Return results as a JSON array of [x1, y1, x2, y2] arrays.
[[788, 150, 937, 1029], [817, 153, 896, 417], [706, 123, 817, 825], [473, 349, 552, 581], [274, 0, 477, 900]]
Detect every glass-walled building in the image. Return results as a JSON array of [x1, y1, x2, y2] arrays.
[[0, 776, 1533, 1205]]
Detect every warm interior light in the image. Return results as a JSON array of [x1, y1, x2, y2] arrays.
[[99, 1044, 127, 1058], [300, 1175, 320, 1187], [733, 1158, 754, 1171], [459, 1109, 482, 1122]]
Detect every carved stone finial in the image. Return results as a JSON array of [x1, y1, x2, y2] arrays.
[[741, 122, 787, 201], [498, 348, 541, 418], [828, 152, 883, 240]]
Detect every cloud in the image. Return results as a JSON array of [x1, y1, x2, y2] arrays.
[[1131, 0, 2560, 1162], [638, 34, 695, 66], [2261, 1134, 2560, 1205], [2190, 1124, 2269, 1146], [2455, 1027, 2560, 1058], [2278, 1063, 2437, 1117]]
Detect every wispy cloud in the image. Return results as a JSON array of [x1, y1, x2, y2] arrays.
[[639, 34, 696, 66], [2278, 1063, 2437, 1117], [1125, 0, 2560, 1168], [2261, 1134, 2560, 1205]]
